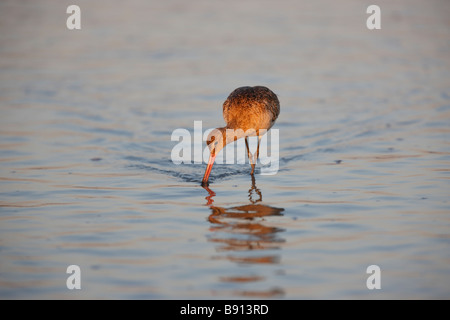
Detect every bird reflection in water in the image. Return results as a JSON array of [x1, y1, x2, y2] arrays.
[[203, 175, 286, 297]]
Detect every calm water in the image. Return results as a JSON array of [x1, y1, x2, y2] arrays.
[[1, 0, 449, 299]]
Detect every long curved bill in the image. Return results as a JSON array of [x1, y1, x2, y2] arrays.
[[201, 154, 216, 187]]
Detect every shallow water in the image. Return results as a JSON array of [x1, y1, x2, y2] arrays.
[[0, 0, 450, 299]]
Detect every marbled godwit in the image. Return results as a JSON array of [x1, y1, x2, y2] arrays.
[[202, 86, 280, 187]]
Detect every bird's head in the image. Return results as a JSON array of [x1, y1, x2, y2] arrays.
[[206, 128, 226, 156]]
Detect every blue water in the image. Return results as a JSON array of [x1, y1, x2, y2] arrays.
[[0, 0, 449, 299]]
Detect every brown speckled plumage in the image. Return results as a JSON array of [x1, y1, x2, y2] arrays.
[[223, 86, 280, 133]]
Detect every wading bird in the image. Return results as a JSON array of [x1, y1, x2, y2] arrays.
[[202, 86, 280, 186]]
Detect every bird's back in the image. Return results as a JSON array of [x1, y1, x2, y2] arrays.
[[223, 86, 280, 133]]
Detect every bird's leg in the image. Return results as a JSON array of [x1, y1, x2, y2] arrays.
[[245, 137, 255, 175], [250, 136, 262, 175], [255, 135, 262, 168]]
